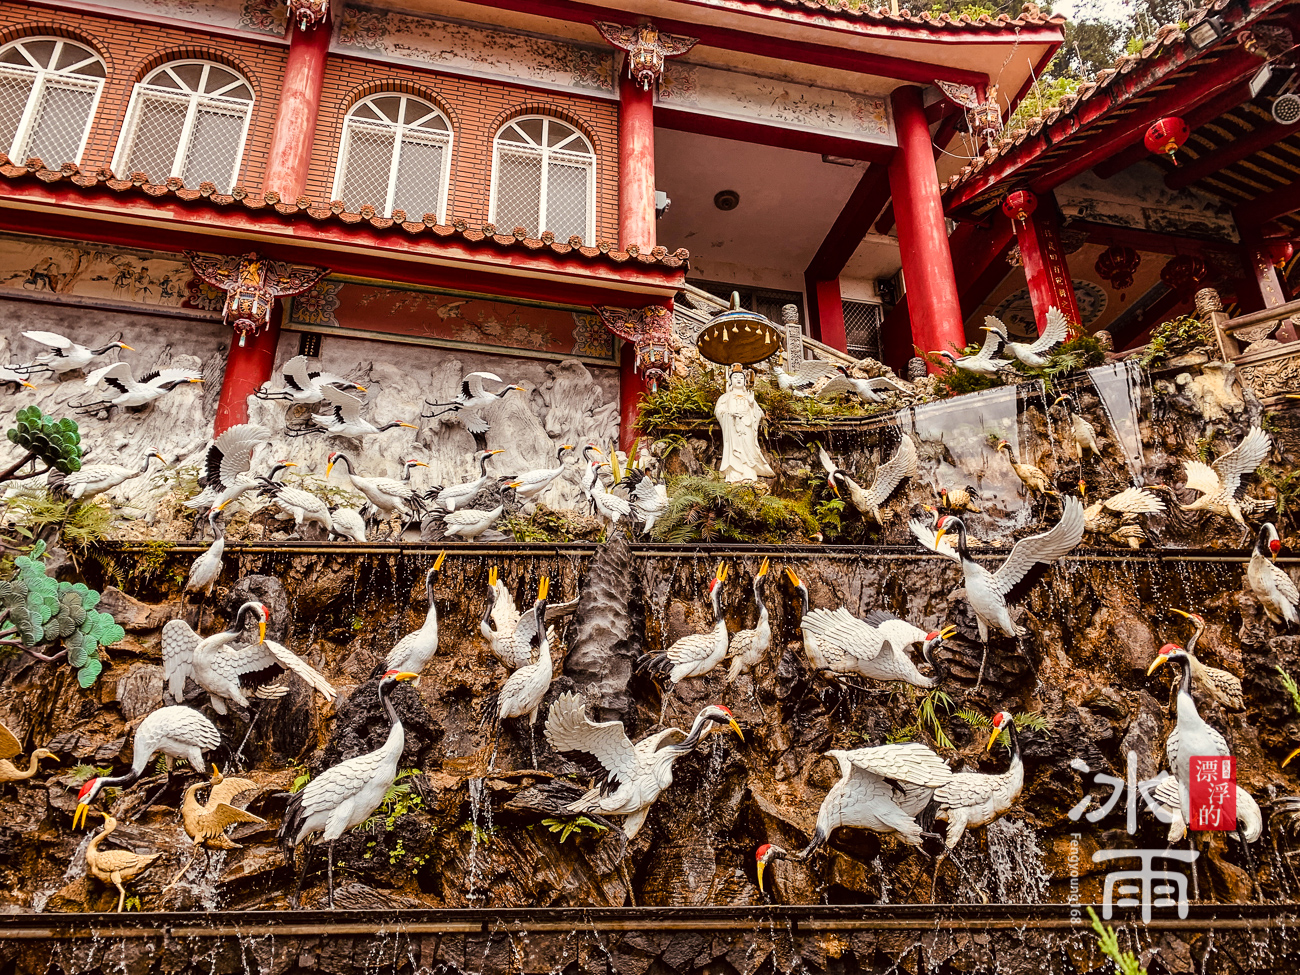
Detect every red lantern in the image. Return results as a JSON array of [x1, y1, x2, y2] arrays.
[[1144, 117, 1191, 165], [1095, 245, 1141, 300], [1001, 189, 1038, 227], [1160, 254, 1208, 299], [1265, 239, 1295, 268]]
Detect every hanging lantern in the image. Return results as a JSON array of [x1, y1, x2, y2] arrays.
[[1144, 117, 1191, 165], [1094, 245, 1141, 300], [1160, 254, 1208, 299], [1001, 189, 1038, 227], [1265, 239, 1295, 268]]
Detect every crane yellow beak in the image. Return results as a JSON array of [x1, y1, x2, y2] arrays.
[[258, 619, 267, 644], [1285, 747, 1300, 768], [538, 576, 550, 600], [393, 672, 420, 682], [398, 422, 419, 429], [829, 479, 840, 498], [433, 550, 447, 571], [488, 567, 498, 586], [716, 562, 727, 583], [986, 726, 1002, 752], [489, 449, 505, 456], [120, 344, 135, 351], [933, 527, 947, 547], [938, 624, 957, 641], [325, 460, 335, 477], [281, 461, 299, 468], [757, 860, 766, 892], [785, 567, 801, 587], [20, 380, 35, 389], [1170, 608, 1195, 620], [757, 556, 769, 577], [729, 718, 745, 742], [211, 764, 221, 778], [561, 444, 574, 450], [1147, 653, 1169, 676], [73, 802, 89, 830]]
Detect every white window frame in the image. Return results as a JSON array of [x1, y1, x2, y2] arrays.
[[489, 115, 596, 244], [331, 92, 453, 222], [0, 37, 105, 166], [112, 60, 253, 191]]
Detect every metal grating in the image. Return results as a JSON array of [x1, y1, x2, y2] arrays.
[[122, 93, 187, 181], [22, 78, 96, 167], [493, 146, 543, 236], [842, 299, 884, 360], [545, 151, 591, 242], [392, 134, 445, 220], [339, 122, 397, 213], [180, 104, 246, 192], [0, 69, 32, 153]]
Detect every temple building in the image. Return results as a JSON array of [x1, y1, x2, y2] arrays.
[[0, 0, 1293, 452]]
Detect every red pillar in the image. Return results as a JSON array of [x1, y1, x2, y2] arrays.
[[887, 86, 963, 362], [618, 341, 641, 454], [618, 71, 656, 251], [805, 274, 847, 351], [215, 308, 281, 435], [1248, 238, 1297, 342], [264, 19, 331, 200], [1012, 196, 1081, 333]]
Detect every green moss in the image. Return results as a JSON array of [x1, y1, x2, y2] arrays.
[[500, 503, 602, 543], [651, 473, 821, 543], [1137, 315, 1213, 368]]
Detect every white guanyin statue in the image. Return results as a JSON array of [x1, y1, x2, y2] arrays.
[[714, 364, 775, 483]]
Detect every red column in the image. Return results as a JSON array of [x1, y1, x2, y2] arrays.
[[1012, 196, 1081, 333], [805, 274, 847, 351], [1248, 241, 1297, 342], [215, 308, 281, 436], [887, 86, 963, 363], [618, 71, 656, 251], [618, 341, 641, 453], [264, 19, 331, 200]]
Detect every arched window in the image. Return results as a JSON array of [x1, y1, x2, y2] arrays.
[[114, 60, 253, 193], [334, 93, 452, 220], [490, 116, 594, 244], [0, 38, 105, 167]]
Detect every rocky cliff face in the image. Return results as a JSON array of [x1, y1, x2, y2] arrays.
[[1, 359, 1299, 974]]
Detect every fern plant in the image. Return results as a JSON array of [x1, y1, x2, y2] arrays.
[[541, 815, 609, 844], [362, 769, 423, 832], [1088, 907, 1146, 975], [1278, 666, 1300, 717]]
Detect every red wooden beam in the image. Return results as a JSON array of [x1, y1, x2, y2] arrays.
[[805, 161, 893, 281], [1166, 120, 1295, 189], [1093, 80, 1253, 179], [468, 0, 998, 87], [1062, 219, 1243, 258], [1235, 176, 1300, 228]]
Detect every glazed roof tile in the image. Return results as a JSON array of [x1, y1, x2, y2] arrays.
[[0, 157, 690, 271], [943, 0, 1249, 197], [735, 0, 1064, 31]]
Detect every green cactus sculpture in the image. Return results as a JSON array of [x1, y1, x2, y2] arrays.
[[5, 407, 83, 476], [0, 541, 122, 687]]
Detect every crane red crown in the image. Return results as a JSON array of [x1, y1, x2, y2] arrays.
[[1157, 643, 1182, 655], [1271, 538, 1282, 555], [756, 843, 772, 859], [77, 778, 99, 801]]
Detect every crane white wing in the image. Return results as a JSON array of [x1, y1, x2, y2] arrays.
[[817, 444, 839, 477], [801, 607, 886, 662], [1268, 561, 1300, 606], [794, 360, 835, 383], [1025, 306, 1071, 356], [136, 706, 221, 756], [834, 742, 953, 788], [544, 691, 638, 787], [910, 517, 960, 563], [490, 581, 521, 632], [1211, 426, 1271, 499], [990, 496, 1085, 599], [319, 387, 364, 423], [1164, 723, 1230, 770], [22, 329, 74, 351], [296, 749, 393, 817], [210, 423, 271, 487], [280, 355, 313, 392], [463, 372, 503, 398], [220, 639, 336, 701], [1181, 460, 1222, 496], [866, 434, 917, 507], [1102, 487, 1165, 515], [148, 367, 203, 388], [972, 322, 1008, 362], [161, 619, 201, 699], [512, 603, 545, 655], [271, 486, 329, 513], [0, 721, 21, 760], [814, 376, 855, 399], [85, 361, 132, 389]]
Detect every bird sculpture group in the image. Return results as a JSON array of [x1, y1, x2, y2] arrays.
[[3, 324, 1300, 916]]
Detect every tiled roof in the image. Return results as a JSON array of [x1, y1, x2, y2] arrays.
[[0, 157, 691, 271], [737, 0, 1064, 32], [942, 0, 1245, 196]]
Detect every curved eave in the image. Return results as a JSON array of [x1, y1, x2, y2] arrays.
[[0, 163, 687, 306]]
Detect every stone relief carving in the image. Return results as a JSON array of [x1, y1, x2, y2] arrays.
[[594, 21, 698, 89]]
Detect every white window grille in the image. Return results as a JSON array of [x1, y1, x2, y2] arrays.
[[490, 116, 594, 244], [333, 93, 452, 221], [842, 299, 885, 361], [0, 38, 104, 167], [114, 60, 253, 193]]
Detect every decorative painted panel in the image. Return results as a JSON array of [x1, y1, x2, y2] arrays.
[[657, 62, 894, 145], [0, 233, 216, 316], [287, 278, 616, 362], [336, 4, 614, 97], [78, 0, 286, 35]]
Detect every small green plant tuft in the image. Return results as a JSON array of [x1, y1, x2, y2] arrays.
[[652, 473, 821, 543], [1278, 666, 1300, 717], [541, 814, 609, 844], [1088, 907, 1146, 975], [1137, 315, 1212, 368]]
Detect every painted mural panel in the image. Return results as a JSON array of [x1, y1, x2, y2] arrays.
[[657, 62, 893, 145], [336, 4, 614, 96], [288, 278, 615, 361], [78, 0, 285, 34], [0, 233, 216, 317]]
